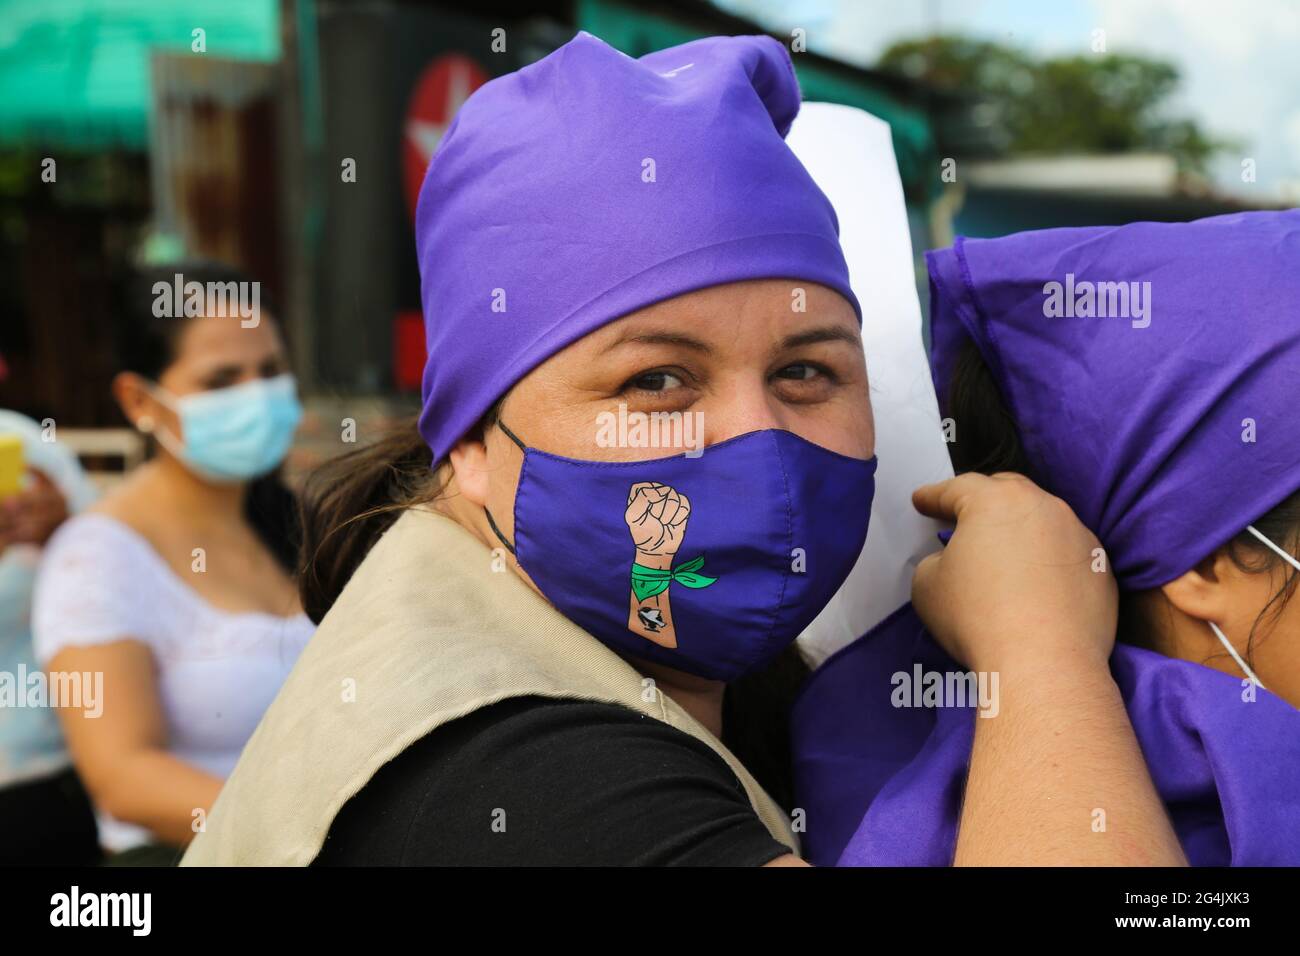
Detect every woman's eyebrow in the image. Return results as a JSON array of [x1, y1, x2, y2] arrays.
[[779, 326, 862, 350], [600, 324, 858, 356], [195, 362, 251, 381], [601, 330, 714, 354]]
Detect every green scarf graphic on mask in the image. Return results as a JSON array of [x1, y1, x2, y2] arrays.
[[630, 555, 718, 602]]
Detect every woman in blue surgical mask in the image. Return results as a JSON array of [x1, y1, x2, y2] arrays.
[[31, 261, 314, 864]]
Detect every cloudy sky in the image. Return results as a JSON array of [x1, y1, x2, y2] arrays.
[[715, 0, 1300, 198]]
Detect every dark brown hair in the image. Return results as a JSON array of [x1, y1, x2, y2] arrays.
[[946, 337, 1300, 666], [297, 419, 432, 624]]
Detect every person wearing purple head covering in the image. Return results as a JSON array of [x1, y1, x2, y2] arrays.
[[182, 32, 1186, 867], [792, 209, 1300, 866]]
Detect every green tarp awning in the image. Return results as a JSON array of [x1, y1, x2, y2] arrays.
[[0, 0, 279, 149]]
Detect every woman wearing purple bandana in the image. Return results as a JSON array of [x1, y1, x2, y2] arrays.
[[793, 210, 1300, 867], [182, 33, 1184, 867]]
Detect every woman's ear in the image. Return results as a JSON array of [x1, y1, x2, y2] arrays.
[[447, 434, 492, 508], [1158, 551, 1235, 624], [112, 372, 154, 431]]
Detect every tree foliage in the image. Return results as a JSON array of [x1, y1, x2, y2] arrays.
[[880, 36, 1224, 173]]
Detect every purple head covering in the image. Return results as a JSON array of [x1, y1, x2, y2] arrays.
[[928, 210, 1300, 589], [414, 31, 859, 462]]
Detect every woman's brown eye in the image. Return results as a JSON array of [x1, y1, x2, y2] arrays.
[[776, 364, 819, 381], [630, 370, 683, 392]]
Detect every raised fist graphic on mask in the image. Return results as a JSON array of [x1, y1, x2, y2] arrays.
[[625, 482, 691, 558]]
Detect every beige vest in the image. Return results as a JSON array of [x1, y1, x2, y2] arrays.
[[182, 507, 797, 865]]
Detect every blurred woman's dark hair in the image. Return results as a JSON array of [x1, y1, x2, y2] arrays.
[[947, 337, 1300, 665], [115, 260, 300, 574]]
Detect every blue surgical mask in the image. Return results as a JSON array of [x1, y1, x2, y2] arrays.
[[144, 374, 302, 483]]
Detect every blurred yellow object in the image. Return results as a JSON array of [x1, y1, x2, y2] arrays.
[[0, 434, 22, 498]]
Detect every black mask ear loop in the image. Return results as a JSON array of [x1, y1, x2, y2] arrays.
[[484, 419, 527, 556]]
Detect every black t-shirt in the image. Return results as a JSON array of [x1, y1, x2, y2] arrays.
[[311, 695, 791, 866]]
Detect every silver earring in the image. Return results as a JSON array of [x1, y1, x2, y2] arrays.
[[137, 415, 155, 433]]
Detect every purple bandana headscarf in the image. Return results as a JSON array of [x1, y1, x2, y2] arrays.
[[791, 210, 1300, 866], [414, 31, 859, 462], [929, 209, 1300, 589]]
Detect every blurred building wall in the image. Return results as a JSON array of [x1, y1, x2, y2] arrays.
[[150, 53, 284, 305], [311, 1, 533, 392]]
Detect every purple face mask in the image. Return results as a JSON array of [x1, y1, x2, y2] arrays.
[[485, 422, 877, 682]]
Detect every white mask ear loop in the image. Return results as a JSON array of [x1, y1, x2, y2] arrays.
[[1207, 621, 1266, 689], [137, 381, 186, 460], [1246, 524, 1300, 575]]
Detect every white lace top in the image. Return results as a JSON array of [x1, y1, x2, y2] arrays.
[[32, 513, 315, 850]]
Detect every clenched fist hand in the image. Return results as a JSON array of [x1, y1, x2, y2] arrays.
[[910, 472, 1118, 673], [625, 482, 691, 558]]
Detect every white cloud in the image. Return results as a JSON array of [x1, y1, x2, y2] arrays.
[[1084, 0, 1300, 195], [1093, 0, 1300, 62], [1282, 109, 1300, 163]]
